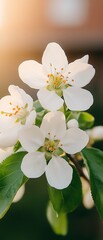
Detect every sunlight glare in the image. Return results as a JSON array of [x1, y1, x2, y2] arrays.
[[0, 0, 4, 28]]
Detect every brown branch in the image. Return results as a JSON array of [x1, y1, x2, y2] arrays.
[[67, 154, 90, 184]]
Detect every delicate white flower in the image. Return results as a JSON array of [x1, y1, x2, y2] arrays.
[[19, 111, 89, 189], [87, 126, 103, 142], [0, 85, 36, 148], [19, 42, 95, 111]]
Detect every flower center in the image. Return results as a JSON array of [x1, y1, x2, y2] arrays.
[[46, 65, 68, 95], [1, 103, 29, 125], [47, 73, 67, 90], [44, 138, 60, 153]]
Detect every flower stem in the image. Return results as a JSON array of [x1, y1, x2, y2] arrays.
[[67, 154, 90, 184]]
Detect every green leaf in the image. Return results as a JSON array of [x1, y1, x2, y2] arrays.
[[78, 112, 94, 130], [35, 110, 47, 127], [48, 166, 82, 214], [0, 151, 28, 219], [34, 101, 48, 127], [47, 202, 68, 236], [82, 147, 103, 219], [33, 100, 44, 112], [13, 141, 21, 152]]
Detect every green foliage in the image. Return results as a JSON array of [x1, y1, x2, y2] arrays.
[[33, 100, 48, 127], [48, 166, 82, 214], [82, 147, 103, 219], [65, 110, 80, 123], [13, 141, 21, 152], [35, 110, 47, 127], [33, 100, 47, 127], [78, 112, 94, 130], [33, 100, 44, 112], [47, 202, 68, 236], [0, 151, 27, 219]]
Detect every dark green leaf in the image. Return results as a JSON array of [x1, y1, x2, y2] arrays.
[[0, 151, 27, 219], [82, 147, 103, 219], [48, 166, 82, 214], [78, 112, 94, 130], [47, 201, 68, 236]]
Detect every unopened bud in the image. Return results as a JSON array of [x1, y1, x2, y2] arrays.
[[67, 119, 79, 128], [87, 126, 103, 141]]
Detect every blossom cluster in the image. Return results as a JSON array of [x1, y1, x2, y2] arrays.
[[0, 42, 95, 190]]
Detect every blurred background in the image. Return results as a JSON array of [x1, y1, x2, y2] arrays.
[[0, 0, 103, 239]]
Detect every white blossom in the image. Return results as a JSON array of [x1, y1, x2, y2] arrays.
[[0, 85, 36, 148], [19, 111, 89, 189], [19, 42, 95, 111]]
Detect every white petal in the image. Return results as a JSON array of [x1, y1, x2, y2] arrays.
[[13, 185, 25, 203], [67, 119, 79, 128], [0, 95, 15, 112], [0, 126, 19, 148], [9, 85, 33, 111], [87, 126, 103, 141], [37, 88, 64, 111], [0, 96, 17, 131], [45, 156, 73, 189], [25, 110, 36, 127], [83, 189, 94, 209], [21, 152, 46, 178], [73, 55, 89, 64], [0, 147, 13, 163], [66, 62, 95, 87], [42, 42, 68, 74], [40, 111, 66, 139], [63, 87, 93, 111], [61, 128, 89, 154], [18, 60, 46, 89], [19, 126, 44, 152]]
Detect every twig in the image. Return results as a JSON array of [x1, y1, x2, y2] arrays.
[[67, 154, 90, 184]]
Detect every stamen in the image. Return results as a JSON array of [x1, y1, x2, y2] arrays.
[[46, 65, 69, 90]]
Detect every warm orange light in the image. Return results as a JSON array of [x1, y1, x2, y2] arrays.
[[0, 0, 4, 27]]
